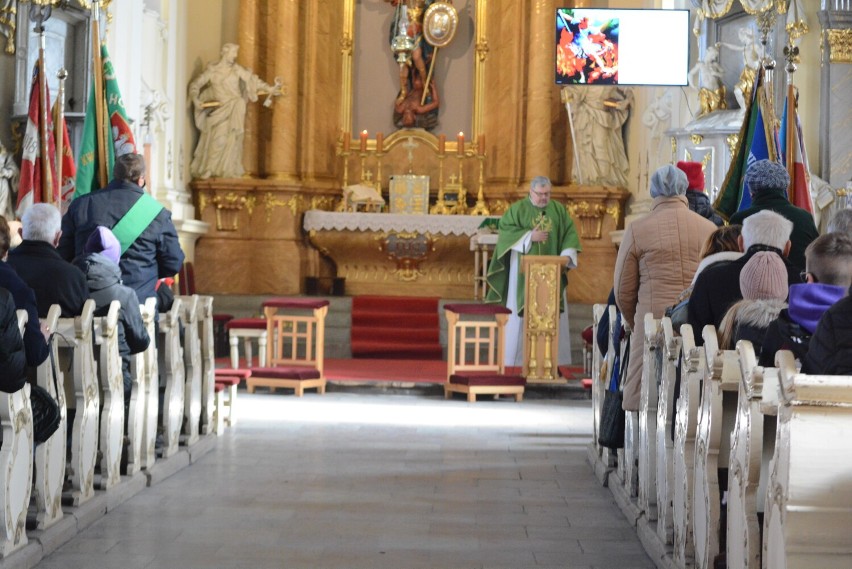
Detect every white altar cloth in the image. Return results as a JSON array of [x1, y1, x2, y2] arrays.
[[303, 211, 495, 236]]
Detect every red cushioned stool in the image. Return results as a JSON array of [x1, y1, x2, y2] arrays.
[[246, 298, 330, 397], [443, 303, 526, 402], [225, 317, 267, 368], [214, 376, 241, 428]]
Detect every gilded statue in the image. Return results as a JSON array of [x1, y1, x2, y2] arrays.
[[720, 27, 761, 113], [688, 43, 727, 117]]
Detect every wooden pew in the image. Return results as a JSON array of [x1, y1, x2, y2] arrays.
[[158, 299, 184, 458], [673, 323, 702, 567], [138, 298, 158, 470], [588, 305, 609, 473], [94, 301, 124, 490], [638, 313, 661, 519], [57, 299, 99, 506], [655, 316, 681, 546], [176, 295, 201, 445], [693, 326, 740, 569], [0, 310, 34, 556], [197, 295, 216, 435], [125, 299, 156, 476], [762, 351, 852, 569], [31, 305, 66, 530]]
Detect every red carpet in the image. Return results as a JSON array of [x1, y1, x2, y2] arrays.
[[350, 296, 443, 360], [325, 358, 445, 383]]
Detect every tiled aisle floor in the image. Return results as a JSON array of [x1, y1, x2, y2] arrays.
[[34, 389, 653, 569]]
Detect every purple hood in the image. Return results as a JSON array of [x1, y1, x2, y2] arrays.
[[788, 283, 848, 333]]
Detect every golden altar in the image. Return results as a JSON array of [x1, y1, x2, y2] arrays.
[[304, 211, 495, 298]]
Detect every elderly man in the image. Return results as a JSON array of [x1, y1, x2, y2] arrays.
[[7, 203, 88, 317], [688, 209, 803, 344], [485, 176, 581, 367], [614, 165, 716, 411], [730, 159, 819, 271]]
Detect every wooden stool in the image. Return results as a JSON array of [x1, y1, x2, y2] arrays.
[[214, 369, 251, 428], [226, 317, 267, 368]]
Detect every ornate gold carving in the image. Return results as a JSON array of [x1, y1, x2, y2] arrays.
[[475, 40, 489, 62], [827, 29, 852, 64], [701, 153, 712, 171], [340, 33, 353, 55], [726, 134, 739, 157], [605, 204, 621, 226], [671, 137, 677, 163], [685, 150, 692, 162], [690, 134, 704, 145], [378, 231, 436, 282], [567, 200, 607, 240], [212, 193, 248, 232], [309, 196, 337, 212], [262, 193, 302, 222]]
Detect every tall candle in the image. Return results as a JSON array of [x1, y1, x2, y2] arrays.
[[376, 132, 384, 154], [438, 134, 446, 154], [457, 132, 465, 156], [342, 131, 350, 152], [360, 130, 368, 152], [478, 134, 485, 154]]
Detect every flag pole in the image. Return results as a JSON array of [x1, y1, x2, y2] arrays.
[[33, 7, 53, 204], [784, 42, 799, 205], [91, 0, 109, 188], [55, 67, 67, 211]]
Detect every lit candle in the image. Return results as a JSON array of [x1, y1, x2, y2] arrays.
[[478, 134, 485, 154], [342, 131, 350, 152], [438, 134, 446, 154], [376, 132, 384, 154], [360, 130, 368, 152], [457, 132, 464, 156]]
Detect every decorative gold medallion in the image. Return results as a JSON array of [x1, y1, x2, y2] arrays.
[[423, 2, 459, 48]]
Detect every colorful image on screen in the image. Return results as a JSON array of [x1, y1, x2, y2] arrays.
[[556, 9, 619, 85]]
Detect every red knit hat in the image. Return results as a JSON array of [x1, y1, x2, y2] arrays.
[[676, 161, 704, 192]]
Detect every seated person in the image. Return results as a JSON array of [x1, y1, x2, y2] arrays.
[[718, 251, 788, 354], [7, 203, 88, 317], [74, 227, 150, 403], [0, 287, 26, 393], [762, 233, 852, 367], [802, 286, 852, 375]]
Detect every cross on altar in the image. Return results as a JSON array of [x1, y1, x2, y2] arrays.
[[448, 173, 458, 185], [362, 170, 373, 182], [403, 136, 418, 173]]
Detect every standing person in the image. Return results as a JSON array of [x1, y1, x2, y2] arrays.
[[485, 176, 581, 367], [57, 153, 184, 308], [729, 159, 819, 271], [614, 165, 717, 411], [7, 203, 88, 317], [188, 43, 282, 179]]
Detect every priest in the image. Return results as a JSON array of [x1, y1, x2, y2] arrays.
[[485, 176, 582, 366]]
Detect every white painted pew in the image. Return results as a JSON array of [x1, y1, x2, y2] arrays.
[[763, 351, 852, 569], [124, 298, 153, 476], [158, 299, 184, 458], [197, 296, 216, 435], [176, 295, 201, 445], [0, 310, 33, 557], [31, 306, 66, 530], [94, 301, 124, 490], [655, 316, 680, 546], [693, 326, 740, 569], [638, 313, 661, 519], [614, 319, 639, 499], [138, 298, 158, 470], [673, 323, 702, 567], [57, 299, 99, 506]]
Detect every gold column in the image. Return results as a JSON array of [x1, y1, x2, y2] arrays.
[[269, 0, 301, 181], [239, 1, 261, 176], [524, 0, 554, 181]]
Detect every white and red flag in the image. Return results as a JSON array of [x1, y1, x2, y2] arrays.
[[16, 60, 58, 217]]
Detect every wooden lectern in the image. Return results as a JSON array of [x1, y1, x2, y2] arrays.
[[521, 255, 568, 383]]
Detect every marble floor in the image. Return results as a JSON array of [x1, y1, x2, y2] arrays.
[[33, 387, 653, 569]]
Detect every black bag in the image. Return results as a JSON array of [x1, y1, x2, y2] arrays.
[[598, 331, 630, 450], [30, 384, 60, 444]]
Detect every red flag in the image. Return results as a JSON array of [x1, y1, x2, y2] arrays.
[[781, 90, 814, 214], [16, 61, 57, 217], [56, 110, 77, 206]]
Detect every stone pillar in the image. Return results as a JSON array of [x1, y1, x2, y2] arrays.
[[818, 7, 852, 186], [523, 0, 554, 182], [268, 0, 301, 181]]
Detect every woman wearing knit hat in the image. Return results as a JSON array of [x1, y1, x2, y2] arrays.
[[718, 251, 789, 353]]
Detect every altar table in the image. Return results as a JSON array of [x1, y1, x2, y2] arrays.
[[303, 211, 498, 298]]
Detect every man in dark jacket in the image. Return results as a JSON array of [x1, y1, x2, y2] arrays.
[[688, 210, 802, 345], [802, 289, 852, 375], [7, 204, 89, 317], [0, 287, 27, 393], [58, 153, 184, 308], [729, 159, 819, 271]]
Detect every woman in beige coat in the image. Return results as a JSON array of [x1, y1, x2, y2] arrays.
[[614, 165, 718, 411]]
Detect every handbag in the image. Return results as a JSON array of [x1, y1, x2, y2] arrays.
[[30, 336, 63, 445], [598, 332, 630, 450]]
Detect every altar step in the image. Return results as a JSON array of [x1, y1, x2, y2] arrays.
[[351, 296, 443, 360]]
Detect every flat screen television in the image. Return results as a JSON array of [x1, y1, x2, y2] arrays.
[[555, 8, 690, 86]]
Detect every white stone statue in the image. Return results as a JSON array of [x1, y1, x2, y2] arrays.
[[0, 143, 18, 220], [720, 27, 762, 113], [563, 86, 633, 188], [188, 43, 283, 179], [641, 90, 673, 165], [687, 43, 727, 116]]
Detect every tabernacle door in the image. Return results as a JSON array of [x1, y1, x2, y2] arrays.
[[521, 255, 568, 383]]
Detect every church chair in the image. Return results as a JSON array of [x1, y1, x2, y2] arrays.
[[443, 303, 526, 402], [213, 376, 240, 429], [246, 298, 329, 397], [226, 317, 267, 368]]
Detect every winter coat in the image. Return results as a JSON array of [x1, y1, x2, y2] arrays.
[[0, 261, 48, 367], [0, 287, 26, 393], [686, 190, 723, 226], [74, 253, 150, 394], [729, 191, 820, 271], [6, 240, 89, 317], [802, 293, 852, 375], [57, 179, 185, 307], [718, 298, 787, 356], [614, 195, 717, 411]]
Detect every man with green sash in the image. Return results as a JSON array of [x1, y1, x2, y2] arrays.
[[58, 154, 184, 309], [485, 176, 582, 366]]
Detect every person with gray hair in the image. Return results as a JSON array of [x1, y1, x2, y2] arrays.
[[688, 209, 803, 344], [729, 159, 819, 270], [7, 203, 88, 317], [827, 208, 852, 237], [613, 164, 717, 411]]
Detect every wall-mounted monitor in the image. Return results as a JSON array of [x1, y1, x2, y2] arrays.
[[555, 8, 690, 86]]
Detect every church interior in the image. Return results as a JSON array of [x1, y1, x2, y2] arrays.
[[0, 0, 851, 568]]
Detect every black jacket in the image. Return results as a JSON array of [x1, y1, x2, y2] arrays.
[[6, 240, 89, 318], [802, 294, 852, 375], [729, 192, 820, 271], [686, 190, 723, 226], [0, 261, 49, 367], [58, 180, 185, 307], [74, 253, 150, 393], [0, 287, 27, 393], [759, 310, 811, 367]]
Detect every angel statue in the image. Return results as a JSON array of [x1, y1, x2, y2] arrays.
[[687, 43, 727, 117]]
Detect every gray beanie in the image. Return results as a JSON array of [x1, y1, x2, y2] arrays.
[[745, 159, 789, 195], [650, 164, 688, 198]]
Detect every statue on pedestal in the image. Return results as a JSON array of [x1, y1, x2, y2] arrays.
[[721, 27, 761, 113], [688, 43, 727, 117], [188, 43, 282, 179], [0, 143, 18, 220]]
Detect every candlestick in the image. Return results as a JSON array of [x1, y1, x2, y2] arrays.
[[376, 132, 384, 154], [342, 131, 350, 152], [457, 132, 464, 156], [478, 134, 485, 154], [360, 130, 368, 152], [438, 134, 446, 155]]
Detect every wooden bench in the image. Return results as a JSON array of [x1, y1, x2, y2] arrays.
[[176, 295, 202, 446], [93, 301, 124, 490], [126, 298, 157, 475], [638, 313, 662, 520], [655, 316, 681, 546], [158, 299, 185, 458]]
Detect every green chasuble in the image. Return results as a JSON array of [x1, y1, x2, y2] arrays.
[[484, 198, 581, 314]]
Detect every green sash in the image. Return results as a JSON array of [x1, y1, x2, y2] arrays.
[[112, 193, 164, 254]]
